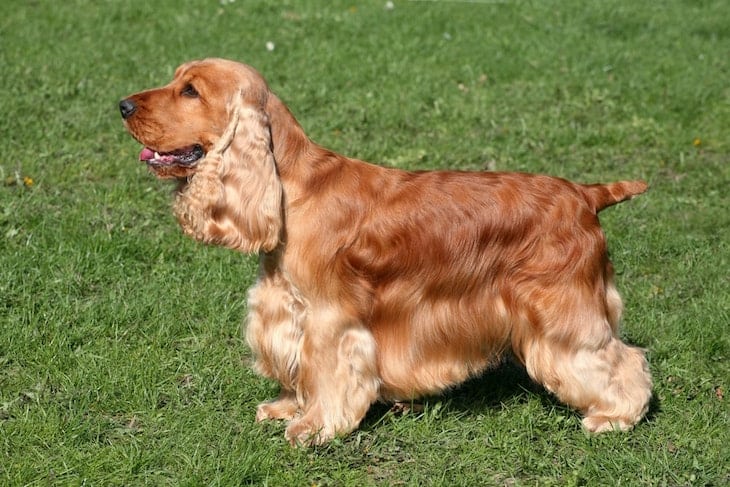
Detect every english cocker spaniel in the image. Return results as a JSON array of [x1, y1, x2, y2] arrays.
[[120, 58, 652, 446]]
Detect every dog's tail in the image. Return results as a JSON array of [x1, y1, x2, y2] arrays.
[[581, 180, 648, 213]]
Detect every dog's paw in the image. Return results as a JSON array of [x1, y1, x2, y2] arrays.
[[284, 418, 334, 447], [582, 415, 634, 433], [255, 398, 299, 422]]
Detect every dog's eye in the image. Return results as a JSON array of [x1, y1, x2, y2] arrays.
[[181, 83, 199, 98]]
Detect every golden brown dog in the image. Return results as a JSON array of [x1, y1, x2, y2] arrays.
[[120, 58, 652, 446]]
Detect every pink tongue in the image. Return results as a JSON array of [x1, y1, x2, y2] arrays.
[[139, 147, 155, 161]]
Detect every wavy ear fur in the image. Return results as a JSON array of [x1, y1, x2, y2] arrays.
[[174, 93, 283, 253]]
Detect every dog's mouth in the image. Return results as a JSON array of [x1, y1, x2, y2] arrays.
[[139, 145, 205, 167]]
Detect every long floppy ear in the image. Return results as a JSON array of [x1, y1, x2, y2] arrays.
[[174, 93, 283, 253]]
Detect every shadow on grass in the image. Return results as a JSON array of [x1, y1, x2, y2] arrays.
[[361, 356, 661, 432], [360, 359, 552, 429]]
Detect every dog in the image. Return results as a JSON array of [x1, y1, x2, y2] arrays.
[[120, 58, 652, 446]]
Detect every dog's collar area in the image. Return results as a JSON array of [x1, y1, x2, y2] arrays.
[[139, 144, 204, 166]]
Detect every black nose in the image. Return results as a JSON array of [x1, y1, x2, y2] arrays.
[[119, 99, 137, 119]]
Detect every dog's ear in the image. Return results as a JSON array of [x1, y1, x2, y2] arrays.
[[174, 91, 283, 253]]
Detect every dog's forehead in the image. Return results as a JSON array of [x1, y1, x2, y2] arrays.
[[177, 59, 234, 77], [173, 61, 245, 91]]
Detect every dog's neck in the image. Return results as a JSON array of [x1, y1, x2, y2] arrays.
[[265, 93, 345, 207], [268, 94, 344, 165], [266, 94, 313, 171]]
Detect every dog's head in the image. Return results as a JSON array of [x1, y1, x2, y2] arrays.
[[120, 58, 269, 179], [120, 59, 283, 253]]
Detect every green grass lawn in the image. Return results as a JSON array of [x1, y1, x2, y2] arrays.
[[2, 0, 728, 485]]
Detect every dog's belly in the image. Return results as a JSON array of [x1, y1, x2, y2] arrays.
[[377, 347, 499, 401], [370, 293, 513, 400]]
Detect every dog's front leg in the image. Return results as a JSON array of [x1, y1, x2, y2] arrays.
[[285, 315, 381, 446], [245, 273, 306, 422]]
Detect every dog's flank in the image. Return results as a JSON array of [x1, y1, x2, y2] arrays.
[[120, 58, 652, 446]]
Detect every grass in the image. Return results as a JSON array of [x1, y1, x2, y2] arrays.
[[1, 0, 728, 485]]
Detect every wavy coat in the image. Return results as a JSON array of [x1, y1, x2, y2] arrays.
[[121, 58, 652, 446]]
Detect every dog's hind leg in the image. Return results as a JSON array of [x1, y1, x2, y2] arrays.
[[521, 312, 652, 433], [515, 277, 652, 432], [578, 339, 652, 432]]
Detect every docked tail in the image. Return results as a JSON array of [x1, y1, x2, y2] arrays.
[[581, 180, 648, 213]]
